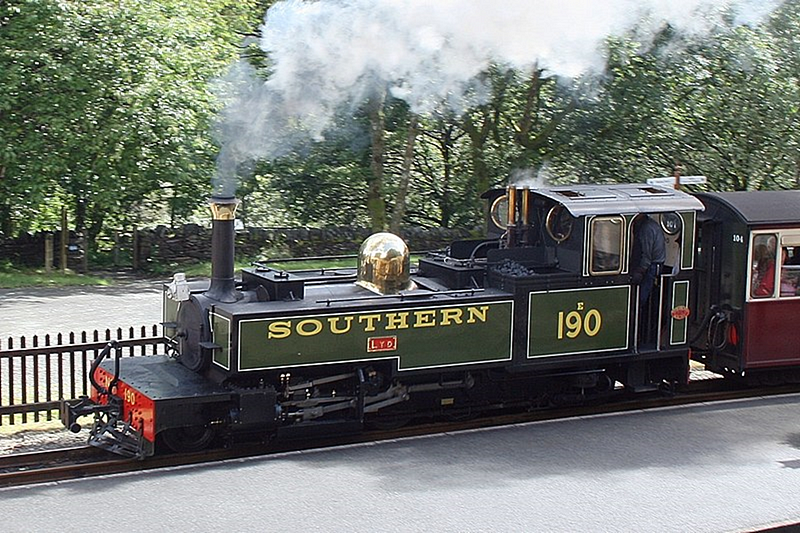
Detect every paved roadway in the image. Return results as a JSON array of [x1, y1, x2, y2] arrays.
[[0, 277, 166, 341], [1, 394, 800, 532]]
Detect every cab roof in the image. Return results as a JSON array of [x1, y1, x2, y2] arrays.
[[530, 184, 705, 217]]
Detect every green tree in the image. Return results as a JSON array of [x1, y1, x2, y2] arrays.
[[550, 9, 800, 192], [0, 0, 265, 250], [551, 34, 684, 185]]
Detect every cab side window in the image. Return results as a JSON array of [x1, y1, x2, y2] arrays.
[[589, 216, 623, 275]]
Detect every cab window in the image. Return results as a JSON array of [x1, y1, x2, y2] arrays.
[[589, 216, 623, 275]]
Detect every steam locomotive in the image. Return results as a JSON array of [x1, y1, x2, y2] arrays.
[[62, 184, 800, 458]]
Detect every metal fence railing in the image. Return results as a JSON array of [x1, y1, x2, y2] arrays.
[[0, 326, 165, 426]]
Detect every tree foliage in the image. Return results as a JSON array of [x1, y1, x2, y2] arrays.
[[549, 9, 800, 190], [0, 0, 266, 245], [2, 0, 799, 262], [252, 1, 799, 232]]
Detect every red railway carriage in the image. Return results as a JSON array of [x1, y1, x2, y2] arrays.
[[690, 191, 800, 381]]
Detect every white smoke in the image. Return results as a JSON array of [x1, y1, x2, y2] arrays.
[[510, 166, 552, 189], [213, 0, 784, 195]]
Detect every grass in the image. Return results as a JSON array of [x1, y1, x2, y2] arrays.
[[159, 257, 359, 278], [251, 254, 426, 272], [0, 253, 425, 288], [0, 266, 112, 289], [254, 257, 358, 271], [0, 260, 358, 289]]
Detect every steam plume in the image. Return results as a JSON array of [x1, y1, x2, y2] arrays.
[[213, 0, 784, 196]]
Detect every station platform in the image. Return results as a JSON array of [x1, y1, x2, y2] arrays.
[[2, 392, 799, 532]]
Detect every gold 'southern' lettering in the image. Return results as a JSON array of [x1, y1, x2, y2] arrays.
[[268, 320, 292, 339], [414, 310, 437, 327], [467, 306, 489, 324], [358, 314, 382, 332], [439, 308, 463, 326], [328, 316, 353, 334], [385, 312, 410, 330], [296, 319, 323, 337], [267, 304, 495, 340]]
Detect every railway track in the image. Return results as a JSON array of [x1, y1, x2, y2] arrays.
[[2, 376, 799, 490]]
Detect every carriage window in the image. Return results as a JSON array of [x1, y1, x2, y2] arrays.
[[589, 216, 623, 275], [751, 234, 777, 298], [780, 246, 800, 298]]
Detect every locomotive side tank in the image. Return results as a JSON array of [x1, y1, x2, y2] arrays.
[[63, 184, 707, 458]]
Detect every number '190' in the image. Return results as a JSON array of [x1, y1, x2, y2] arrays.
[[557, 309, 602, 340]]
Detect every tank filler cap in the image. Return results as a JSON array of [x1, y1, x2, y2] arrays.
[[356, 232, 412, 295], [166, 272, 191, 302]]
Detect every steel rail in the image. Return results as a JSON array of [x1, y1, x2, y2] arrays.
[[1, 378, 799, 490]]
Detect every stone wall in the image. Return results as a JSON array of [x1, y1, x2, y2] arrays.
[[137, 225, 472, 266], [0, 231, 86, 270]]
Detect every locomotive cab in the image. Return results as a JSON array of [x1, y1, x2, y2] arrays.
[[690, 191, 800, 383], [421, 184, 704, 361]]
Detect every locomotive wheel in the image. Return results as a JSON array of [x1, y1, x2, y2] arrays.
[[159, 425, 215, 453]]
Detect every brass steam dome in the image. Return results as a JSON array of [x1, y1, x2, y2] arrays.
[[356, 232, 412, 295]]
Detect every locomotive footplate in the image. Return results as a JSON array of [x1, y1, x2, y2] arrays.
[[64, 355, 234, 458]]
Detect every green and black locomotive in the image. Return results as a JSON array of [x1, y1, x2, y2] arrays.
[[63, 183, 800, 458]]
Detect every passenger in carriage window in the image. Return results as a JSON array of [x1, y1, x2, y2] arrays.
[[787, 247, 800, 265], [757, 247, 797, 298], [780, 247, 800, 297], [752, 236, 777, 298], [751, 243, 769, 294]]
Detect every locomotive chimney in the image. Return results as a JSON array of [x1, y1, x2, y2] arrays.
[[204, 195, 240, 303]]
